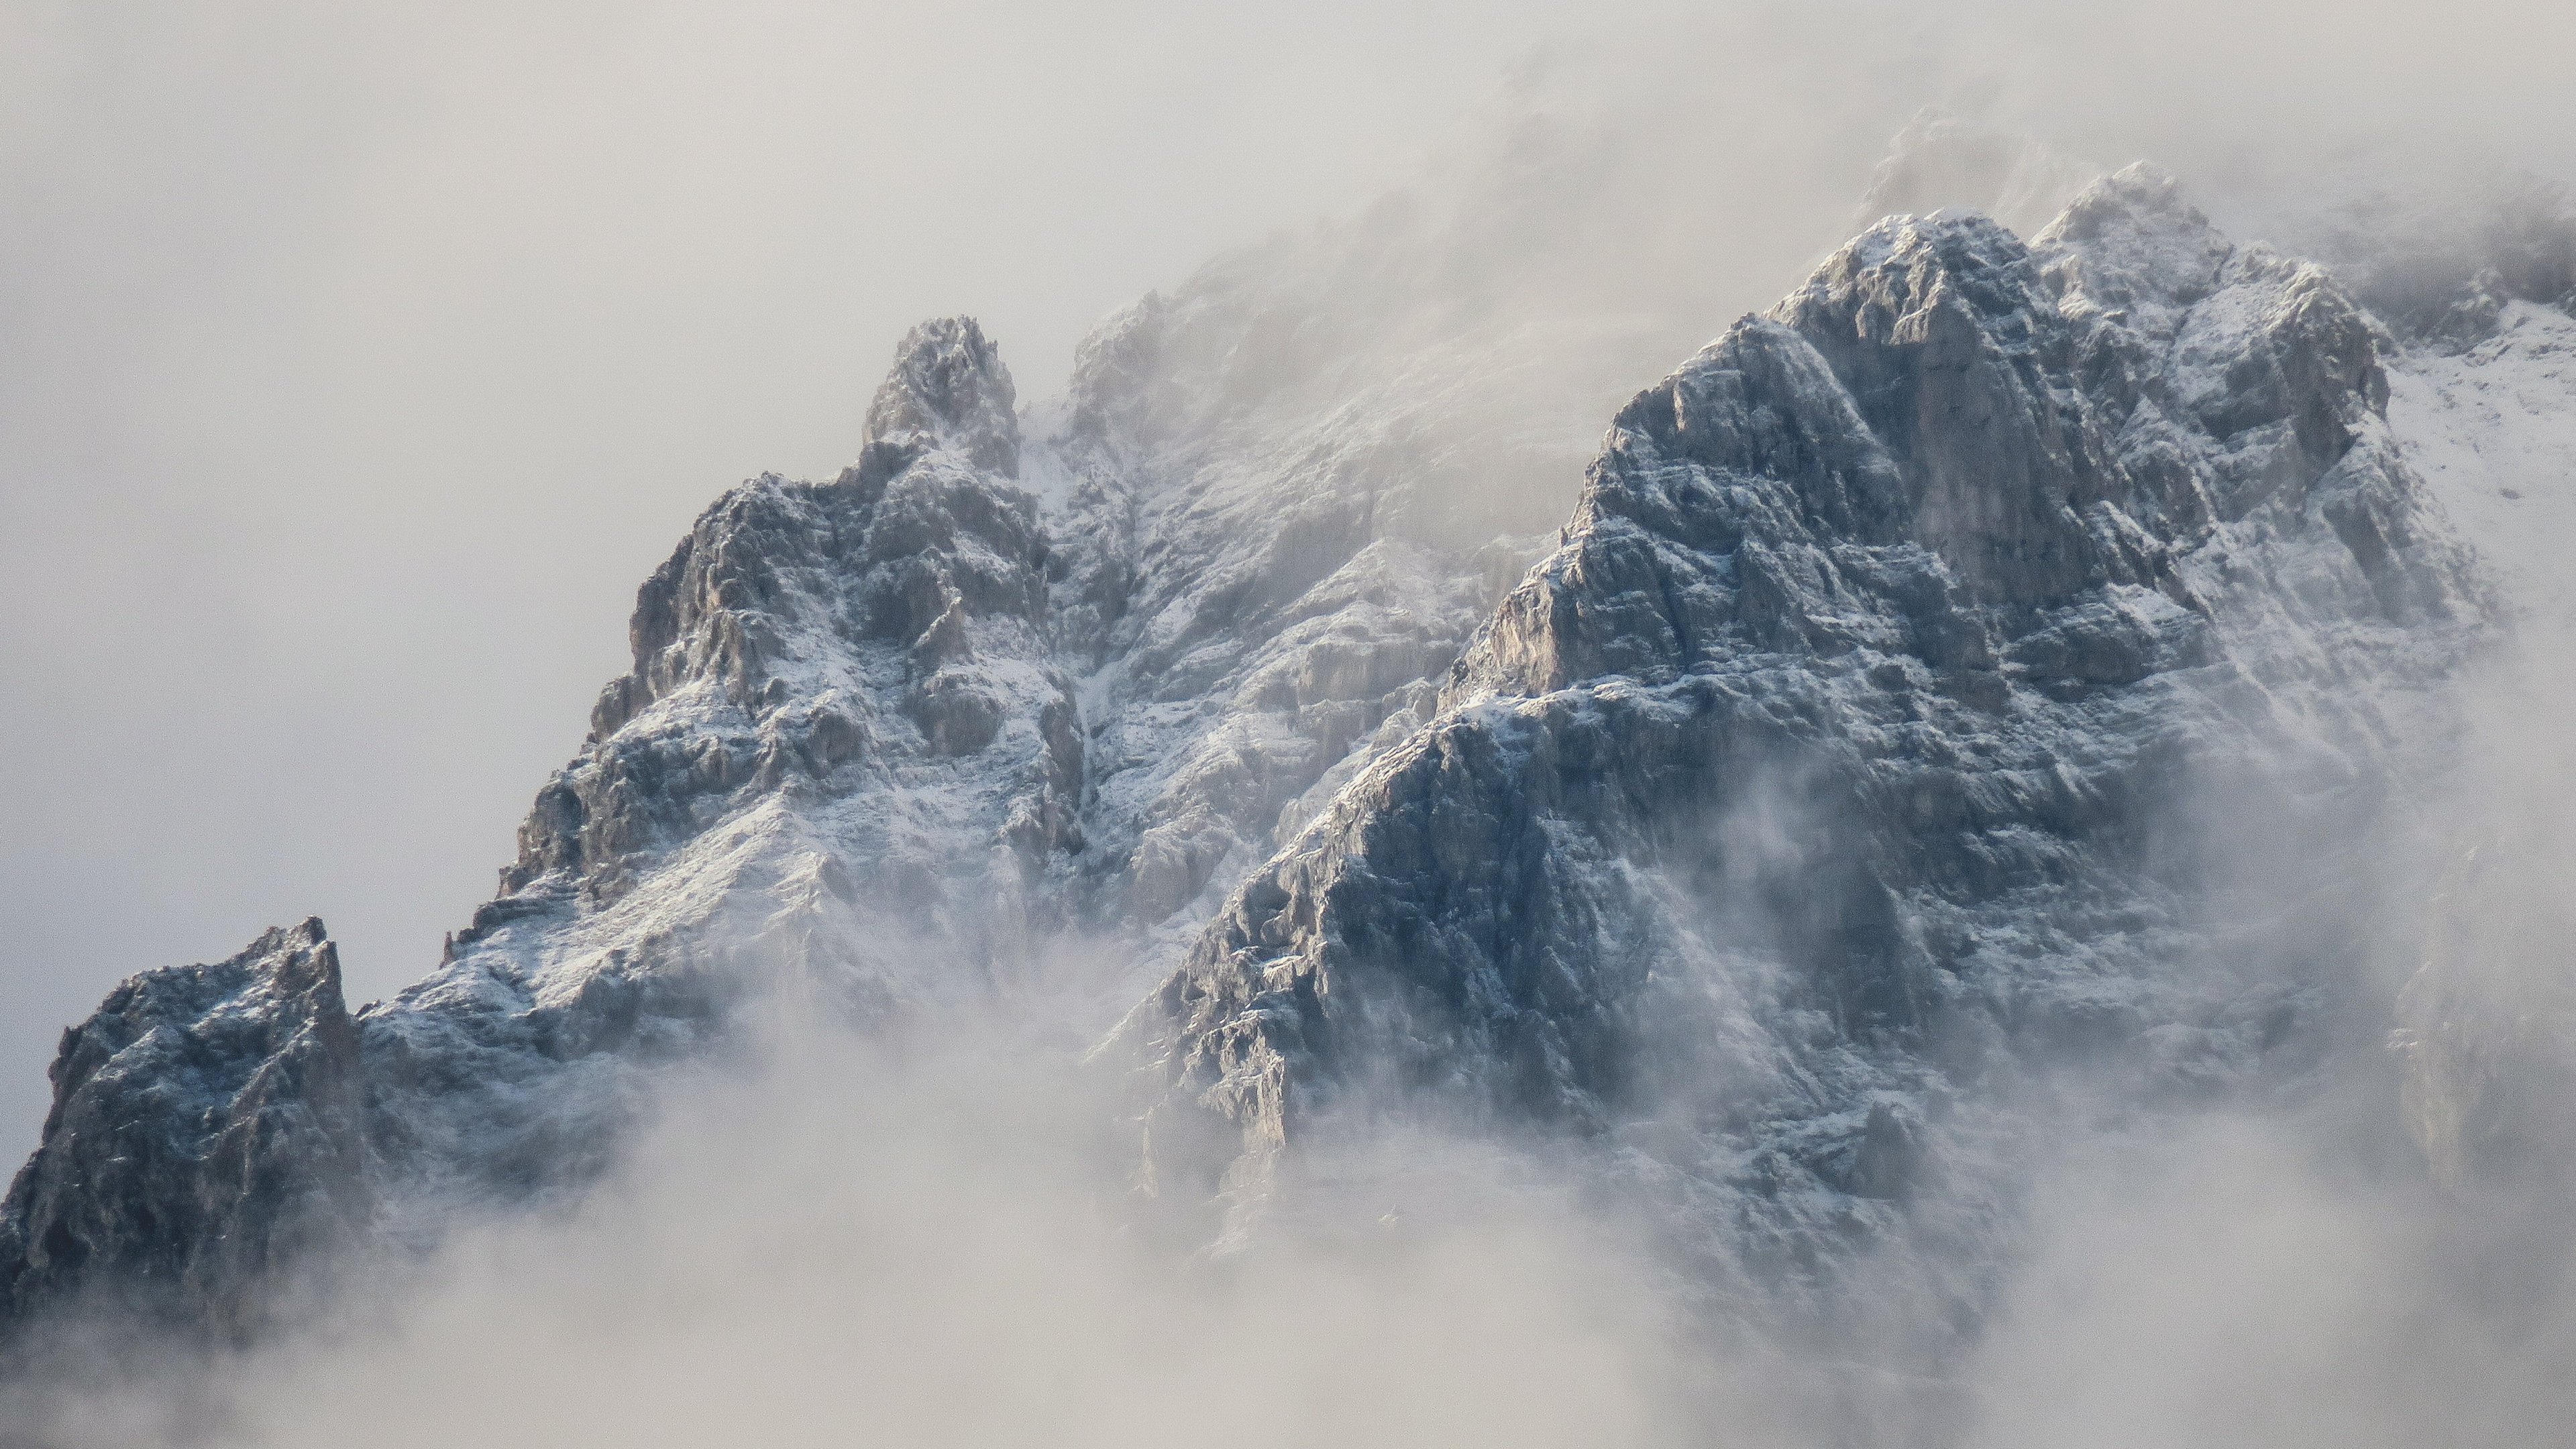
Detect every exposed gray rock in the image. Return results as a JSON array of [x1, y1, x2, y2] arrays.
[[1127, 168, 2483, 1302], [360, 315, 1083, 1205], [0, 920, 365, 1336], [0, 140, 2544, 1354], [861, 316, 1022, 476]]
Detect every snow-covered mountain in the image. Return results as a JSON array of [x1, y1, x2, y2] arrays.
[[1131, 164, 2485, 1309], [4, 119, 2571, 1366]]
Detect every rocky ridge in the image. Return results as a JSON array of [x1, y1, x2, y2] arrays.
[[1128, 166, 2485, 1303], [0, 922, 365, 1334], [1, 139, 2564, 1344]]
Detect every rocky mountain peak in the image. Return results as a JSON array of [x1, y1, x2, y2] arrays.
[[1136, 168, 2484, 1275], [861, 315, 1021, 477], [1769, 208, 2151, 607], [0, 919, 366, 1334], [0, 136, 2539, 1368], [2034, 161, 2234, 328]]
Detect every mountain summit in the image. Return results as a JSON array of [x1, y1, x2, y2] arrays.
[[3, 151, 2564, 1362]]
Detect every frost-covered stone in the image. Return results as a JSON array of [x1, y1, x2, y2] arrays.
[[1127, 169, 2483, 1297], [1, 136, 2561, 1348], [861, 316, 1022, 476], [0, 920, 365, 1334]]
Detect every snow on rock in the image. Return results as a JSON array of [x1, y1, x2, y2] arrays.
[[0, 920, 367, 1333], [3, 131, 2565, 1345], [359, 316, 1085, 1208], [1128, 166, 2485, 1309]]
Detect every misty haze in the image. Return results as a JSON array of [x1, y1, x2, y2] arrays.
[[5, 2, 2576, 1445]]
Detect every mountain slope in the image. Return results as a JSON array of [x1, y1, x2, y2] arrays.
[[0, 922, 365, 1333], [1128, 166, 2484, 1304], [2, 142, 2562, 1349]]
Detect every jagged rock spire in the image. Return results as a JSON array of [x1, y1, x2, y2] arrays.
[[0, 919, 367, 1336], [863, 316, 1020, 476]]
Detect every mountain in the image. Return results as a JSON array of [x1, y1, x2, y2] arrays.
[[1128, 164, 2485, 1305], [3, 128, 2567, 1362]]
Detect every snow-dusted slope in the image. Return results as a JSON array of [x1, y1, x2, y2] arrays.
[[3, 126, 2568, 1346], [2390, 304, 2576, 628], [1130, 167, 2485, 1312]]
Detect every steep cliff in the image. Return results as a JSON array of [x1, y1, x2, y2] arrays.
[[1129, 168, 2483, 1300], [3, 144, 2561, 1350], [0, 921, 365, 1332]]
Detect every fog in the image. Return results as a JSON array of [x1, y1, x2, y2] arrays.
[[7, 0, 2576, 1442], [0, 1006, 1727, 1447], [8, 0, 2574, 1142], [0, 0, 1711, 1150]]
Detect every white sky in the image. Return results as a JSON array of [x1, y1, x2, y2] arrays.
[[0, 0, 1716, 1150], [3, 0, 2572, 1157]]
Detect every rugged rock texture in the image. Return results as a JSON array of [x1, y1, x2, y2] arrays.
[[1130, 168, 2483, 1293], [362, 315, 1083, 1203], [4, 129, 2563, 1348], [1040, 299, 1534, 947], [0, 921, 366, 1333]]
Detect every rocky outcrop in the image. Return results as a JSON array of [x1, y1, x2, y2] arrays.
[[0, 920, 366, 1335], [861, 315, 1022, 476], [0, 144, 2540, 1349], [0, 319, 1088, 1328], [1128, 168, 2482, 1287], [1040, 278, 1544, 951], [360, 316, 1084, 1197]]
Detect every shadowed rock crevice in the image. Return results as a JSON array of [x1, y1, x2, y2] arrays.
[[1127, 168, 2483, 1297]]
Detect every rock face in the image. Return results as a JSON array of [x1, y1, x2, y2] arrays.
[[1130, 167, 2483, 1289], [1040, 292, 1535, 949], [0, 921, 366, 1332], [0, 140, 2557, 1348], [361, 315, 1083, 1204]]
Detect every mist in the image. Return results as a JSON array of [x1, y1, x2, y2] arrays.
[[7, 0, 2576, 1443], [0, 0, 1710, 1150], [9, 0, 2573, 1141], [0, 1000, 1725, 1448]]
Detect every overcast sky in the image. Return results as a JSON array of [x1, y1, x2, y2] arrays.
[[0, 0, 1729, 1152], [5, 0, 2573, 1159]]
